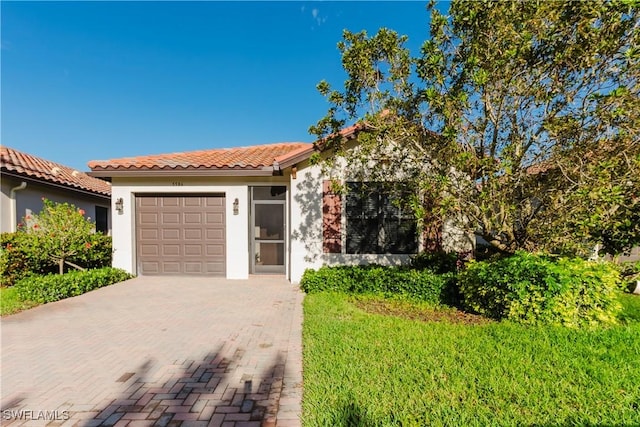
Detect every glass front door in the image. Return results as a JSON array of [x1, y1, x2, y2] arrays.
[[251, 186, 286, 274]]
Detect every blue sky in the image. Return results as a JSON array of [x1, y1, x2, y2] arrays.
[[2, 1, 441, 171]]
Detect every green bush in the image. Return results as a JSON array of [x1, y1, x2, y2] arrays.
[[300, 265, 455, 304], [409, 251, 460, 273], [72, 233, 113, 270], [14, 267, 133, 304], [0, 231, 113, 287], [458, 252, 622, 327], [618, 261, 640, 292], [0, 232, 53, 286]]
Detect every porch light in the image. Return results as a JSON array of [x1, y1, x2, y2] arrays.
[[233, 198, 239, 215], [115, 198, 124, 214]]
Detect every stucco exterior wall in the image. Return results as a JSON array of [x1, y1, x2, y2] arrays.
[[287, 158, 477, 284], [1, 175, 111, 233], [110, 176, 289, 280], [288, 160, 423, 284]]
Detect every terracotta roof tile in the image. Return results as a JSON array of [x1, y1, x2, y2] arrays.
[[88, 142, 314, 171], [1, 146, 111, 196]]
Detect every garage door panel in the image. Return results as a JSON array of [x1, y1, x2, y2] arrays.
[[162, 197, 180, 207], [184, 262, 204, 273], [141, 261, 160, 273], [184, 198, 203, 207], [184, 229, 202, 240], [140, 244, 159, 256], [162, 213, 180, 224], [206, 197, 224, 207], [141, 229, 159, 239], [162, 229, 180, 240], [206, 229, 224, 240], [140, 198, 160, 207], [206, 244, 224, 256], [140, 213, 158, 224], [206, 212, 224, 224], [162, 262, 181, 273], [136, 195, 226, 276], [184, 244, 202, 256], [163, 245, 181, 256], [184, 213, 202, 223]]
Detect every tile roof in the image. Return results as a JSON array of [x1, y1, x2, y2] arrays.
[[1, 146, 111, 196], [88, 142, 314, 172]]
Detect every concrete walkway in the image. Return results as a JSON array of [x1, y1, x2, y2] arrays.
[[1, 276, 304, 427]]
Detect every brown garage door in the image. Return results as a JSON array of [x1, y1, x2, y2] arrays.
[[136, 194, 225, 276]]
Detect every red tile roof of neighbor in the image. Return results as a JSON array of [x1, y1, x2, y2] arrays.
[[1, 146, 112, 196], [88, 142, 314, 171]]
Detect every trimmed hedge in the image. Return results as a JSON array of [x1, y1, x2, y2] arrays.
[[15, 267, 134, 304], [458, 252, 622, 327], [300, 265, 456, 304]]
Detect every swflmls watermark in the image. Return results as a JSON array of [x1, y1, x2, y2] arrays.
[[2, 409, 70, 421]]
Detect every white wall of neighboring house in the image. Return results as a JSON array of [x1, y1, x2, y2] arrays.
[[0, 176, 111, 234]]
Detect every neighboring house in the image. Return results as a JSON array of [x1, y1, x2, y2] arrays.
[[1, 146, 112, 234], [88, 134, 472, 283]]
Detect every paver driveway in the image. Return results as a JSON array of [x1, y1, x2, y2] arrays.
[[1, 276, 303, 427]]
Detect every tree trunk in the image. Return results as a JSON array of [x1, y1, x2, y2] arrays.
[[58, 258, 65, 275]]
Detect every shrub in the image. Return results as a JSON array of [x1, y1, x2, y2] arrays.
[[73, 233, 113, 270], [21, 199, 105, 274], [0, 232, 54, 286], [409, 251, 459, 274], [14, 267, 134, 304], [300, 265, 455, 304], [618, 261, 640, 292], [458, 252, 622, 327]]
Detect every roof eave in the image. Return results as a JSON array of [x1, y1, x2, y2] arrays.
[[88, 166, 278, 178], [1, 170, 111, 200]]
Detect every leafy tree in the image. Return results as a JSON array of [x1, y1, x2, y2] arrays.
[[311, 0, 640, 257], [22, 199, 97, 274]]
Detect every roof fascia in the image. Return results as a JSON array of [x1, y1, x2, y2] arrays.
[[88, 167, 277, 179]]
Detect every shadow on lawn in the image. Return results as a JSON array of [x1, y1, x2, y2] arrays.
[[80, 344, 286, 426]]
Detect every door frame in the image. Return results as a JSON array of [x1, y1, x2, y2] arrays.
[[249, 186, 287, 274]]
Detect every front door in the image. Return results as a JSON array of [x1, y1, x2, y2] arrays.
[[250, 186, 286, 274]]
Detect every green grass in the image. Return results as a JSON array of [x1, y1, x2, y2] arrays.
[[0, 286, 38, 316], [303, 292, 640, 426], [618, 292, 640, 323]]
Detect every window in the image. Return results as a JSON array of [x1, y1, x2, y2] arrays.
[[345, 182, 417, 254], [95, 206, 109, 234]]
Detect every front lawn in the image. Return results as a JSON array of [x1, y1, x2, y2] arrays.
[[0, 286, 38, 316], [302, 292, 640, 426]]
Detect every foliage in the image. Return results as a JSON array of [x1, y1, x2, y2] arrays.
[[617, 292, 640, 324], [14, 267, 133, 304], [72, 232, 113, 270], [303, 293, 640, 426], [0, 286, 39, 316], [0, 232, 53, 286], [458, 252, 622, 327], [20, 198, 110, 274], [618, 260, 640, 292], [300, 265, 455, 304], [310, 0, 640, 256], [409, 250, 460, 273]]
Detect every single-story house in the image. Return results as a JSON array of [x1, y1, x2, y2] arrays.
[[88, 131, 472, 283], [1, 146, 112, 234]]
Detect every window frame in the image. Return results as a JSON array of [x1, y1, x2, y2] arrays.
[[344, 181, 418, 255]]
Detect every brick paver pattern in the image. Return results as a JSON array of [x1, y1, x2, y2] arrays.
[[1, 276, 303, 427]]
